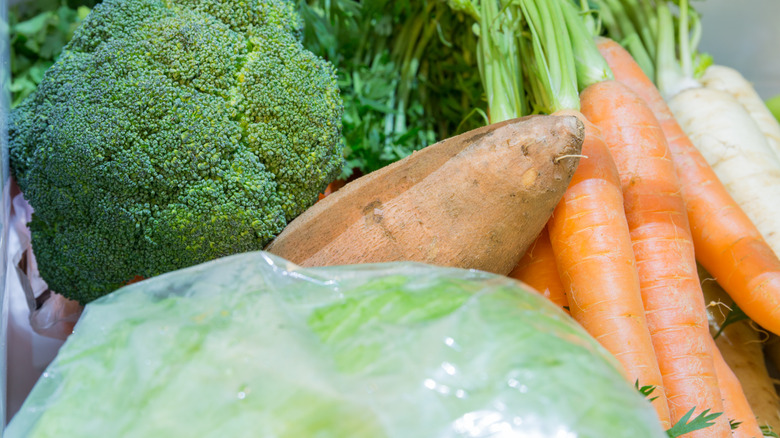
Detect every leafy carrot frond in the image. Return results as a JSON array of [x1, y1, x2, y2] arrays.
[[634, 380, 659, 402], [729, 419, 742, 430], [761, 424, 780, 438], [665, 407, 723, 438]]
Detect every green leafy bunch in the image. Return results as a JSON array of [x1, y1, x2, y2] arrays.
[[299, 0, 487, 178], [9, 0, 96, 107]]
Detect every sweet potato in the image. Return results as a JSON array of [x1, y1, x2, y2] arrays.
[[699, 264, 780, 434], [266, 115, 585, 275]]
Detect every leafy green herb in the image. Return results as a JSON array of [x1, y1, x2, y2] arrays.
[[635, 380, 659, 402], [635, 381, 721, 438], [9, 0, 94, 107], [761, 424, 779, 438], [665, 407, 723, 438], [299, 0, 486, 178]]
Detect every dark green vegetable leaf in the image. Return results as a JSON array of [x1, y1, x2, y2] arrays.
[[300, 0, 486, 178], [761, 424, 779, 438], [9, 0, 94, 107], [27, 62, 51, 83], [666, 407, 723, 438], [13, 13, 51, 37], [635, 380, 659, 402]]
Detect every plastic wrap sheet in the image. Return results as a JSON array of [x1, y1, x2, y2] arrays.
[[7, 252, 665, 437], [1, 178, 8, 430], [5, 187, 83, 426], [1, 0, 10, 425]]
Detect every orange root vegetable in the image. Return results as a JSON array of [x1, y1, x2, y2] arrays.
[[266, 115, 584, 274], [707, 335, 764, 438], [508, 226, 569, 312], [317, 179, 347, 201], [546, 108, 670, 428], [581, 80, 729, 437], [596, 36, 780, 338], [669, 87, 780, 259], [700, 264, 780, 435]]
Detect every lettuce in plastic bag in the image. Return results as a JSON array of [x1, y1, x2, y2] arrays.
[[6, 252, 666, 437]]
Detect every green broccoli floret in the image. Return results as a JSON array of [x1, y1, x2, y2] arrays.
[[9, 0, 344, 304]]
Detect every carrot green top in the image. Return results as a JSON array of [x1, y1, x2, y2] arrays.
[[447, 0, 526, 123], [445, 0, 615, 120], [595, 0, 710, 100]]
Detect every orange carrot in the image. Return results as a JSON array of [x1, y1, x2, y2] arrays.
[[708, 336, 764, 438], [547, 108, 670, 428], [317, 179, 348, 201], [596, 36, 780, 337], [700, 263, 780, 434], [508, 225, 569, 312], [581, 80, 730, 437]]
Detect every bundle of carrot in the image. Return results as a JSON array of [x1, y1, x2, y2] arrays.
[[445, 0, 780, 436], [592, 1, 780, 435]]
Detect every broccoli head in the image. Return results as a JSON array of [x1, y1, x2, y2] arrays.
[[9, 0, 344, 304]]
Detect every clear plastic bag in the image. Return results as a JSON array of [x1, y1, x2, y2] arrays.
[[1, 2, 10, 426], [6, 251, 666, 437], [8, 190, 82, 340], [4, 186, 84, 426]]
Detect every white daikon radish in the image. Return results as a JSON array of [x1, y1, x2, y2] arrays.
[[669, 87, 780, 256], [701, 64, 780, 160]]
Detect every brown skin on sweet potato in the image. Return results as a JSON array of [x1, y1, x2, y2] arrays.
[[266, 115, 585, 275]]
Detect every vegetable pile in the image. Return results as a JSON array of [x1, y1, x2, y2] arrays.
[[7, 0, 780, 436], [498, 0, 780, 436]]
